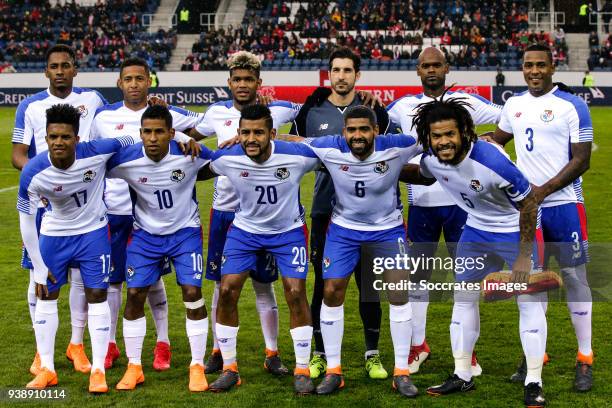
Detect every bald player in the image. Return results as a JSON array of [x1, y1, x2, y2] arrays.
[[387, 47, 502, 375]]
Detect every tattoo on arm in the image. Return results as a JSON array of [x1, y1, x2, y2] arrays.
[[517, 191, 538, 257]]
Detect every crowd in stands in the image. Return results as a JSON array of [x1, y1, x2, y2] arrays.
[[0, 0, 176, 72], [587, 29, 612, 70], [183, 0, 566, 71]]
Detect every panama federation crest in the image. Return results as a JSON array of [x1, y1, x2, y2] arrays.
[[540, 109, 554, 122], [469, 179, 483, 192], [275, 167, 290, 180], [374, 161, 389, 174], [83, 169, 96, 182], [171, 169, 185, 182]]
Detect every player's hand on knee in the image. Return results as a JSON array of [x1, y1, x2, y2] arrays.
[[35, 272, 56, 299]]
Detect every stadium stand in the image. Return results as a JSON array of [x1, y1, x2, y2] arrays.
[[0, 0, 176, 72], [182, 0, 563, 71]]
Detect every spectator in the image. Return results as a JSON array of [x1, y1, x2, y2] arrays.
[[495, 68, 505, 86], [583, 70, 595, 86]]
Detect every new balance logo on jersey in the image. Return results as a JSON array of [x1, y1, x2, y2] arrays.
[[540, 110, 554, 122], [83, 170, 96, 182], [470, 179, 483, 192], [340, 165, 349, 171], [138, 177, 148, 184], [115, 123, 124, 130], [275, 167, 290, 180], [224, 120, 232, 126], [319, 123, 329, 130], [171, 169, 185, 182], [240, 171, 249, 178], [374, 161, 389, 174], [515, 112, 522, 118], [54, 185, 63, 192]]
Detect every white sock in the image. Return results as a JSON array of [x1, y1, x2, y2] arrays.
[[450, 293, 480, 381], [290, 325, 313, 369], [320, 303, 344, 369], [27, 270, 37, 326], [252, 280, 279, 352], [518, 294, 547, 386], [69, 268, 87, 345], [211, 282, 220, 351], [409, 288, 429, 346], [216, 323, 239, 366], [390, 303, 412, 370], [123, 317, 146, 365], [107, 283, 123, 343], [35, 299, 59, 372], [148, 278, 170, 344], [186, 317, 208, 366], [562, 265, 592, 356], [88, 301, 111, 372]]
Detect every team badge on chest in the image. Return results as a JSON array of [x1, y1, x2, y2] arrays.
[[374, 160, 389, 174], [171, 169, 185, 182], [540, 109, 554, 122], [275, 167, 290, 180], [469, 179, 483, 192], [83, 169, 96, 182]]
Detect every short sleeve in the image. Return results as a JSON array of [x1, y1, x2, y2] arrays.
[[497, 101, 514, 134], [170, 105, 204, 131], [466, 93, 502, 125], [419, 155, 434, 179], [195, 110, 216, 136], [497, 160, 532, 202], [17, 173, 39, 215], [12, 101, 33, 145], [567, 98, 593, 143]]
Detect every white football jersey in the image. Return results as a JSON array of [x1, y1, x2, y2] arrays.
[[91, 102, 204, 215], [498, 86, 593, 207], [196, 100, 301, 212], [420, 140, 532, 233], [210, 140, 318, 233], [387, 91, 502, 207], [305, 134, 422, 231], [12, 87, 107, 157], [107, 141, 212, 235], [17, 136, 134, 236]]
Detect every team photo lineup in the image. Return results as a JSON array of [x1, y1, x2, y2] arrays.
[[3, 7, 607, 406]]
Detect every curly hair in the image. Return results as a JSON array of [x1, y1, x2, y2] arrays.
[[46, 104, 80, 135], [411, 88, 476, 155], [227, 51, 261, 77]]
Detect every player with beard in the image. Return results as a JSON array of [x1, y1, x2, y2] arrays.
[[290, 47, 391, 380], [12, 44, 107, 377], [387, 46, 502, 375], [411, 95, 547, 408], [194, 51, 301, 376], [493, 43, 594, 392]]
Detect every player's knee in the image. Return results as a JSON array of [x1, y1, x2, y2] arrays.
[[181, 285, 201, 302], [323, 284, 345, 306], [284, 285, 306, 306], [125, 287, 148, 314], [84, 287, 107, 303], [218, 283, 239, 306]]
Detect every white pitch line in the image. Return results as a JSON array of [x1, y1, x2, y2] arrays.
[[592, 143, 598, 152], [0, 185, 18, 193]]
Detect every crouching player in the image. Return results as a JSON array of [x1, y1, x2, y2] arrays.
[[410, 95, 548, 407], [197, 104, 319, 394], [18, 104, 139, 393], [106, 105, 212, 392]]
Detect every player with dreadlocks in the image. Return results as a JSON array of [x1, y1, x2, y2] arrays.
[[412, 94, 548, 408]]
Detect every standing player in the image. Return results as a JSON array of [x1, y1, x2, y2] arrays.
[[197, 105, 319, 394], [410, 96, 547, 408], [299, 106, 422, 397], [91, 57, 206, 370], [18, 104, 136, 392], [194, 51, 301, 375], [12, 44, 107, 376], [107, 106, 212, 392], [493, 44, 594, 391], [387, 46, 502, 375], [290, 47, 391, 380]]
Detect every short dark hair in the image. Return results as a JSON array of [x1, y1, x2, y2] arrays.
[[329, 47, 361, 73], [45, 44, 76, 65], [46, 104, 80, 135], [524, 43, 553, 64], [344, 105, 376, 127], [120, 57, 150, 76], [141, 105, 173, 129], [411, 89, 476, 153], [239, 104, 273, 129]]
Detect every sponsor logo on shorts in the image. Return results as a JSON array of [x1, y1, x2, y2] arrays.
[[209, 261, 218, 271], [374, 160, 389, 174], [83, 169, 96, 182], [275, 167, 290, 180], [171, 169, 185, 182], [469, 179, 483, 192], [295, 266, 305, 273], [319, 123, 328, 130]]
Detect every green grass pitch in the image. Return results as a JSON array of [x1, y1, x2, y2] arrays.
[[0, 105, 610, 407]]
